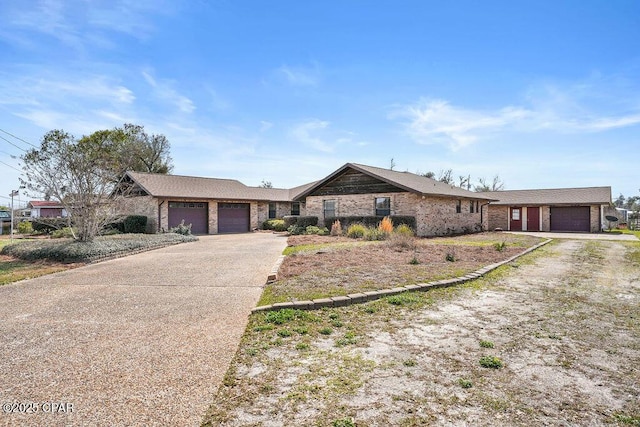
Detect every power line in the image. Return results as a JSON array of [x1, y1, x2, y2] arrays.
[[0, 134, 28, 152], [0, 128, 37, 148], [0, 159, 22, 172], [0, 149, 19, 158]]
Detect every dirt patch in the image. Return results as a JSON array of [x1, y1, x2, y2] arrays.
[[263, 232, 543, 303], [204, 239, 640, 426]]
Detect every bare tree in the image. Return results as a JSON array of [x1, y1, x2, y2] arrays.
[[475, 175, 505, 192], [458, 174, 471, 190], [259, 180, 273, 188], [438, 169, 454, 184]]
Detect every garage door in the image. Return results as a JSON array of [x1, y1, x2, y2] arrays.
[[550, 206, 590, 232], [168, 202, 208, 234], [218, 203, 250, 233]]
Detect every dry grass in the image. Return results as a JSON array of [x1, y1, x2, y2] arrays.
[[0, 254, 77, 285], [260, 232, 543, 304]]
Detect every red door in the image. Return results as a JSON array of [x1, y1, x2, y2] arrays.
[[527, 207, 540, 231], [510, 207, 522, 231]]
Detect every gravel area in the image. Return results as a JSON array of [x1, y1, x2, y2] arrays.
[[0, 233, 287, 427]]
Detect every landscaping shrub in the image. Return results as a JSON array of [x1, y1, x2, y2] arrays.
[[283, 216, 318, 229], [395, 223, 414, 236], [123, 215, 148, 234], [378, 216, 393, 234], [287, 225, 305, 235], [170, 220, 192, 235], [31, 218, 68, 234], [330, 219, 343, 236], [346, 223, 366, 238], [364, 227, 386, 241], [324, 216, 416, 230], [17, 221, 34, 235], [1, 233, 198, 262], [51, 227, 75, 239], [305, 225, 329, 235], [263, 219, 287, 232], [388, 231, 416, 250]]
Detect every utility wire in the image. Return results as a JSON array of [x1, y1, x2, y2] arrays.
[[0, 159, 22, 172], [0, 134, 28, 152], [0, 149, 19, 158], [0, 128, 37, 148]]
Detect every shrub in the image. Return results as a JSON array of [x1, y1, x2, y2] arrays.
[[494, 241, 507, 252], [305, 225, 329, 235], [17, 221, 34, 235], [480, 340, 495, 348], [330, 219, 343, 236], [395, 223, 414, 236], [31, 218, 68, 234], [284, 216, 318, 229], [324, 215, 416, 230], [364, 227, 386, 241], [346, 223, 366, 238], [263, 219, 287, 232], [170, 220, 192, 235], [287, 225, 305, 235], [124, 215, 148, 234], [51, 227, 75, 239], [379, 216, 393, 234], [387, 232, 416, 250]]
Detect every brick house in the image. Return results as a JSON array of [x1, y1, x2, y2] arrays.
[[484, 187, 612, 233], [121, 163, 611, 235], [27, 200, 68, 218]]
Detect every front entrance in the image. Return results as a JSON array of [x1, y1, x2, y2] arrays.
[[526, 207, 540, 231], [510, 207, 522, 231]]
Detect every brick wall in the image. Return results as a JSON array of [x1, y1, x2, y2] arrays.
[[118, 195, 158, 233], [590, 205, 601, 232], [306, 192, 486, 237], [488, 205, 509, 230]]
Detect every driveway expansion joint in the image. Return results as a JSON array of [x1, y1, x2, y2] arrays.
[[252, 239, 552, 313]]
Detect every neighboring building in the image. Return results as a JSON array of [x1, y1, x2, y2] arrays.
[[484, 187, 612, 233], [27, 201, 68, 218], [121, 164, 612, 236]]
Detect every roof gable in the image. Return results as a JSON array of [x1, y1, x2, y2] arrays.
[[296, 163, 495, 201]]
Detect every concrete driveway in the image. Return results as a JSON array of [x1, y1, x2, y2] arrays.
[[0, 233, 287, 427], [506, 231, 639, 241]]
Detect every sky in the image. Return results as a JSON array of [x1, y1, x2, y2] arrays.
[[1, 0, 639, 209]]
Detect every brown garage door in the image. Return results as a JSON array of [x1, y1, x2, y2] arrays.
[[550, 206, 590, 232], [218, 203, 250, 233], [168, 202, 208, 234]]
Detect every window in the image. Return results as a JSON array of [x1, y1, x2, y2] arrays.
[[512, 208, 520, 221], [375, 197, 391, 216], [470, 201, 475, 213], [268, 202, 276, 219], [323, 200, 336, 218], [456, 200, 462, 214], [476, 201, 479, 213], [291, 202, 300, 216]]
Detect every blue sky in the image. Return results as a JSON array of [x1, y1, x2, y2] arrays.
[[1, 0, 639, 208]]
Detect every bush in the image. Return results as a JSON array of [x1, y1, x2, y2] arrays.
[[395, 223, 414, 236], [124, 215, 148, 234], [330, 220, 343, 236], [305, 225, 329, 235], [287, 225, 305, 235], [51, 227, 75, 239], [17, 221, 34, 235], [364, 227, 386, 241], [31, 218, 68, 234], [388, 231, 416, 250], [263, 219, 287, 232], [283, 216, 318, 229], [346, 223, 366, 238], [378, 216, 393, 234], [170, 220, 192, 235], [324, 216, 416, 230], [479, 355, 503, 369]]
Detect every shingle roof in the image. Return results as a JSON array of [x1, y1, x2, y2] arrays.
[[295, 163, 496, 201], [126, 171, 292, 202], [28, 201, 63, 208], [484, 187, 612, 206]]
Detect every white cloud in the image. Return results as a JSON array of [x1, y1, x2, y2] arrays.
[[277, 64, 320, 86], [259, 121, 273, 132], [289, 119, 333, 152], [394, 78, 640, 150], [142, 71, 195, 114]]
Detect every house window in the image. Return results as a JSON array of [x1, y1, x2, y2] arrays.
[[375, 197, 391, 216], [476, 201, 479, 213], [456, 200, 462, 214], [470, 201, 475, 213], [268, 202, 276, 219], [512, 208, 520, 221], [323, 200, 336, 218], [291, 202, 300, 216]]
